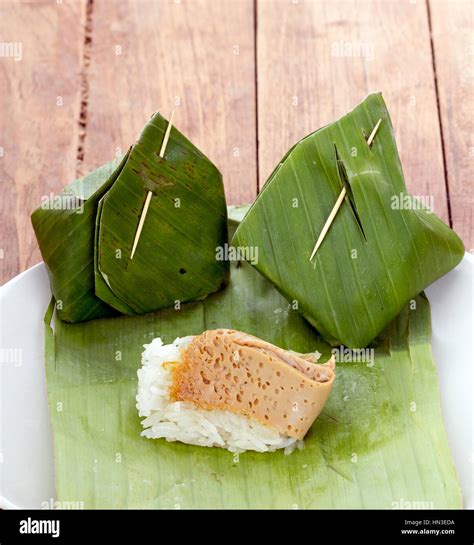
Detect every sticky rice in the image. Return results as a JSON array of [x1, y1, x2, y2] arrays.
[[136, 330, 335, 454]]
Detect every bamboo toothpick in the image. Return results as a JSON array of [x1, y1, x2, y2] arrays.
[[159, 109, 175, 158], [130, 192, 153, 260], [366, 118, 382, 147], [309, 186, 347, 261], [309, 118, 382, 261], [130, 110, 175, 260]]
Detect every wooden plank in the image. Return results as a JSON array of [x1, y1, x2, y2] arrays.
[[257, 0, 450, 223], [429, 0, 473, 249], [0, 0, 85, 284], [83, 0, 256, 204]]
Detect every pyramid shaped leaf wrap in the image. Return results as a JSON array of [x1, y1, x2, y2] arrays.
[[32, 113, 229, 322], [232, 94, 464, 348]]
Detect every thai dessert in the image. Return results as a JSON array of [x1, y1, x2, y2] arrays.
[[33, 95, 464, 507], [136, 329, 336, 453], [31, 112, 228, 323], [232, 93, 464, 348]]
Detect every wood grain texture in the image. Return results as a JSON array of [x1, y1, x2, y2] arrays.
[[429, 0, 473, 249], [0, 0, 85, 284], [2, 0, 472, 286], [256, 0, 450, 222], [82, 0, 256, 204]]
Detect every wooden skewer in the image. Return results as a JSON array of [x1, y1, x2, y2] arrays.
[[130, 109, 175, 260], [309, 118, 382, 261]]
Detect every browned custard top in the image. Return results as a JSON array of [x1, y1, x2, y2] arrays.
[[170, 329, 336, 440]]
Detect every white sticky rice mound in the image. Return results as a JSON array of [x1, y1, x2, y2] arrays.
[[136, 337, 302, 454]]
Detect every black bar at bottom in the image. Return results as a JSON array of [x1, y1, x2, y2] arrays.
[[0, 509, 472, 545]]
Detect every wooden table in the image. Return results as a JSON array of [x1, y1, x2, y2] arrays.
[[1, 0, 472, 285]]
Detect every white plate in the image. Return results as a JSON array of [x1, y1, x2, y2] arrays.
[[1, 257, 473, 509]]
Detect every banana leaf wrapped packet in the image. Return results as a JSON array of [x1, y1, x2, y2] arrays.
[[32, 113, 229, 323], [232, 93, 464, 348]]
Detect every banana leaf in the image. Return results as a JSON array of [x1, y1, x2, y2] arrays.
[[44, 207, 461, 508], [33, 158, 127, 323], [232, 93, 464, 348], [32, 113, 228, 323]]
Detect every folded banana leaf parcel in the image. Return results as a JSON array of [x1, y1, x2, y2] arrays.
[[233, 93, 464, 348], [32, 113, 229, 323], [35, 95, 463, 508]]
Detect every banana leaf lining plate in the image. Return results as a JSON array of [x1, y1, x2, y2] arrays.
[[0, 220, 472, 508]]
